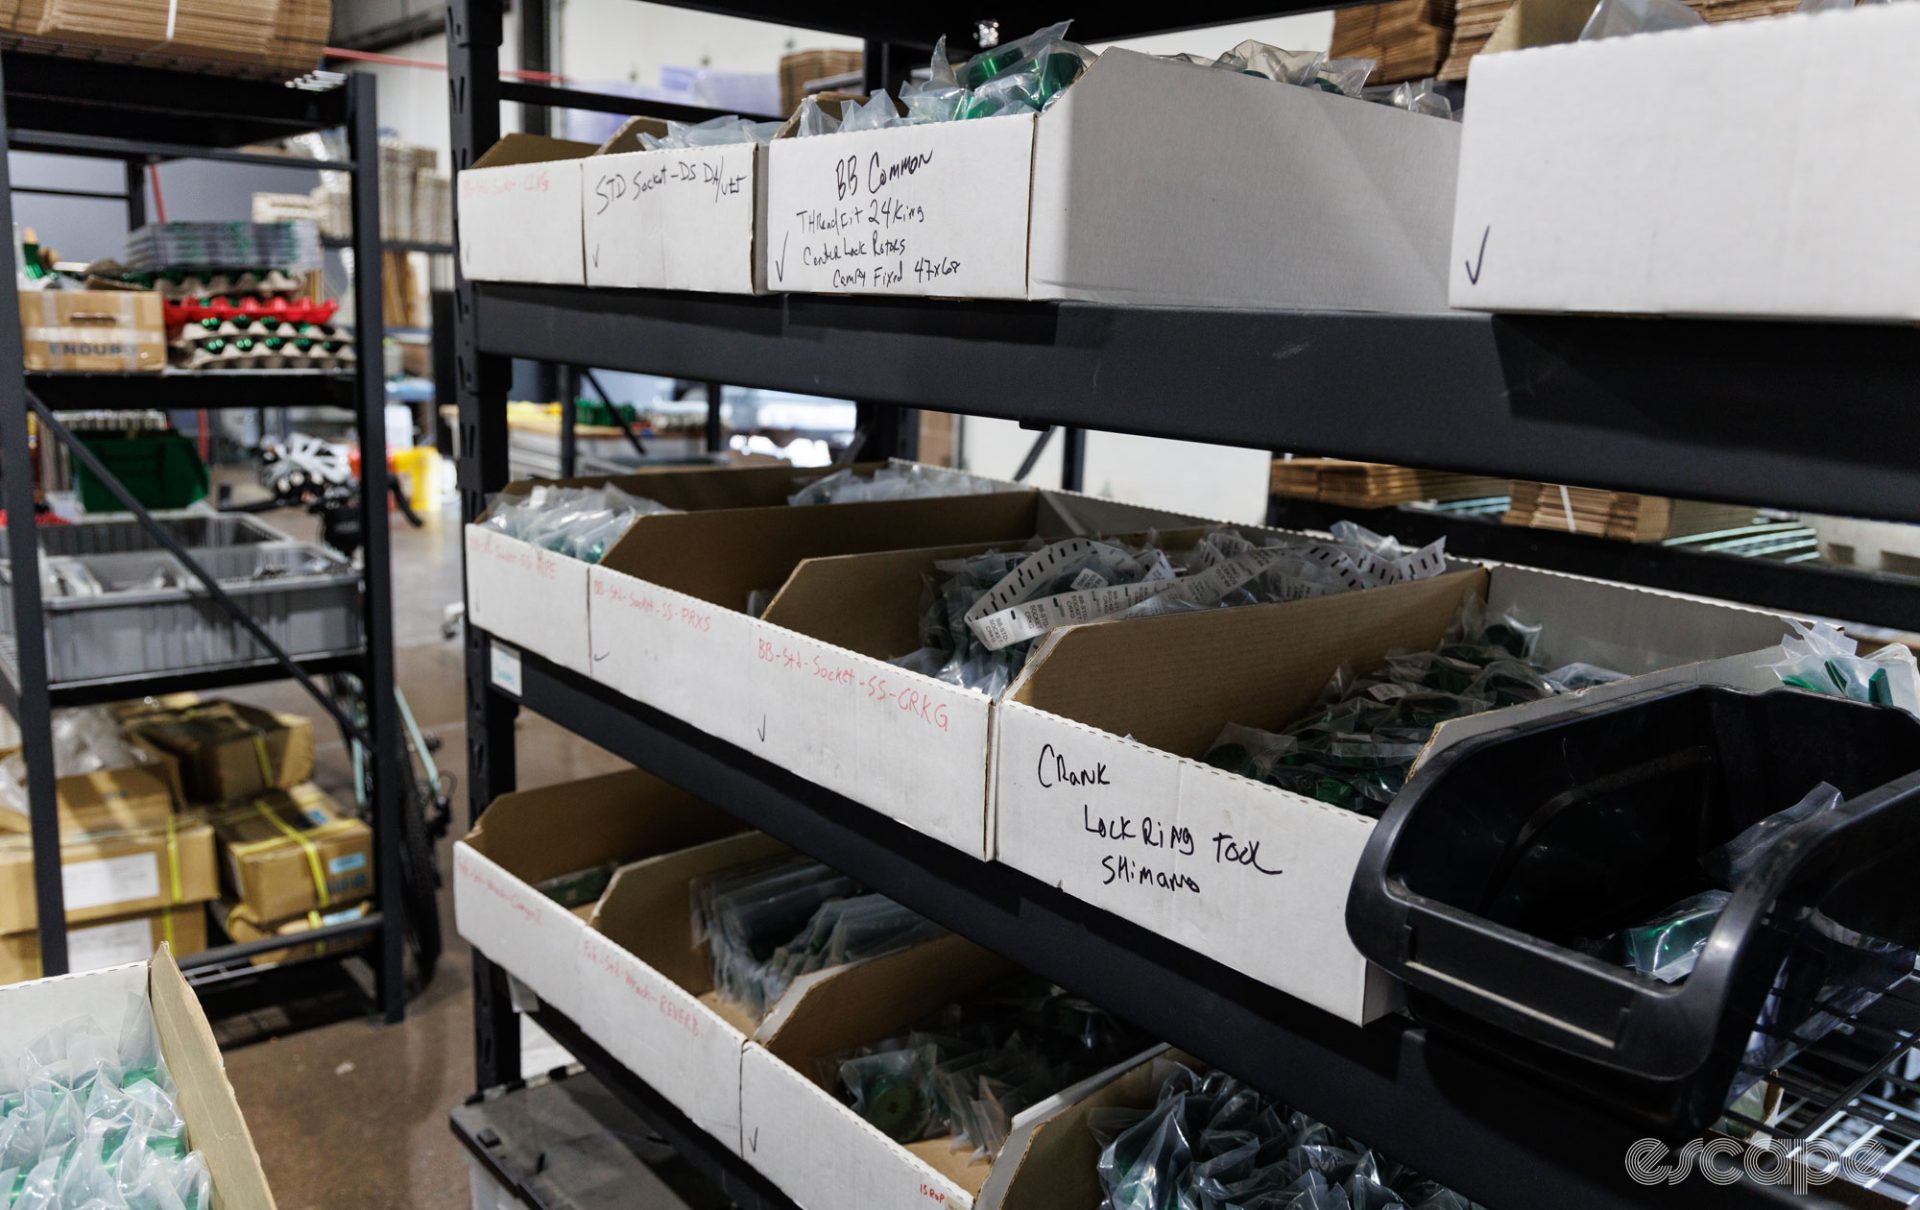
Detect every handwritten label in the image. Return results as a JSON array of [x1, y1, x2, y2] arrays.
[[580, 934, 705, 1039], [472, 529, 561, 581], [1038, 742, 1285, 897], [594, 577, 713, 634], [767, 120, 1031, 298], [754, 638, 951, 733], [458, 165, 552, 197], [584, 146, 756, 291], [456, 853, 540, 926]]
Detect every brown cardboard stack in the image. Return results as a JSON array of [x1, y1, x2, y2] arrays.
[[1440, 0, 1797, 79], [1332, 0, 1457, 84], [1271, 458, 1507, 508], [1505, 480, 1759, 542], [18, 290, 165, 373], [0, 0, 328, 80], [212, 784, 373, 924], [218, 898, 369, 967], [0, 904, 206, 982], [126, 700, 314, 806], [779, 48, 863, 115]]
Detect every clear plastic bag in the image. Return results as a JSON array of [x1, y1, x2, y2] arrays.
[[1701, 783, 1844, 888], [1613, 890, 1731, 983], [1579, 0, 1706, 38], [793, 95, 841, 137], [636, 113, 782, 150], [1390, 78, 1453, 119], [1314, 57, 1377, 96], [480, 483, 676, 564], [1767, 619, 1910, 706], [787, 464, 997, 506]]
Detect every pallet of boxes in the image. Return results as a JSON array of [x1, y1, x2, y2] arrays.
[[123, 699, 376, 966], [0, 699, 218, 982]]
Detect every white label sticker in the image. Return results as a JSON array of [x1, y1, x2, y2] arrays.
[[62, 853, 161, 913], [67, 916, 155, 973], [490, 642, 523, 696]]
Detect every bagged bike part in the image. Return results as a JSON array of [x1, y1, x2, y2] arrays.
[[1700, 782, 1844, 889], [1612, 890, 1732, 983], [1579, 0, 1706, 38]]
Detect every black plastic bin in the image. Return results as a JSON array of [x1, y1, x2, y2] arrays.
[[1346, 684, 1920, 1133]]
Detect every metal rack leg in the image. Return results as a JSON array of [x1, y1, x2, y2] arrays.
[[1061, 426, 1087, 492], [347, 73, 407, 1025], [451, 0, 521, 1086], [704, 381, 722, 453], [0, 55, 66, 974]]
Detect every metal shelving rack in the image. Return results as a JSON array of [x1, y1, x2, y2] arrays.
[[0, 55, 408, 1020], [448, 5, 1917, 1207]]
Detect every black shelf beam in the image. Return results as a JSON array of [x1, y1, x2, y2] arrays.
[[590, 4, 1346, 47], [473, 285, 1920, 527], [498, 641, 1834, 1210], [1, 53, 346, 150], [529, 1006, 800, 1210], [30, 370, 357, 411], [1268, 497, 1920, 635]]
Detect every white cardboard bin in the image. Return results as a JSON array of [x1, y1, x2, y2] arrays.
[[765, 48, 1460, 310], [740, 935, 1156, 1210], [1448, 5, 1920, 320], [990, 565, 1873, 1024], [452, 767, 746, 1023], [586, 491, 1212, 857], [0, 949, 277, 1209], [583, 126, 769, 293], [456, 133, 595, 285], [465, 461, 903, 677]]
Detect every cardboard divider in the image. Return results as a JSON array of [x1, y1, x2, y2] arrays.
[[465, 460, 1001, 675], [993, 565, 1811, 1023], [588, 492, 1232, 857], [977, 1045, 1191, 1210], [742, 935, 1019, 1207], [574, 830, 788, 1151], [453, 767, 747, 1019], [764, 47, 1458, 310]]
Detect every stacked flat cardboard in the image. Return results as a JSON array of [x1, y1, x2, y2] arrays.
[[1441, 0, 1796, 79], [1270, 458, 1506, 507], [1505, 481, 1758, 542], [0, 0, 327, 79], [1332, 0, 1458, 83]]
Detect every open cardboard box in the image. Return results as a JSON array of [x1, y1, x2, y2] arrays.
[[1448, 4, 1920, 321], [587, 490, 1211, 856], [989, 564, 1854, 1024], [456, 133, 598, 284], [741, 932, 1157, 1210], [763, 48, 1459, 310], [465, 460, 1007, 676], [577, 830, 786, 1152], [0, 819, 218, 934], [453, 767, 748, 1020], [582, 116, 771, 292], [0, 948, 275, 1208]]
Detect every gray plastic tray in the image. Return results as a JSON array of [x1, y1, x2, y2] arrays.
[[0, 540, 362, 686], [0, 511, 290, 560]]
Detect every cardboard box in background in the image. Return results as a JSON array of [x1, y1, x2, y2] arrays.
[[0, 951, 276, 1206], [19, 289, 164, 372], [0, 752, 181, 838], [214, 785, 372, 922], [583, 116, 770, 293], [466, 460, 903, 676], [219, 899, 370, 967], [454, 767, 748, 1019], [130, 700, 315, 804], [0, 820, 217, 933], [587, 489, 1209, 857], [456, 133, 596, 285], [0, 904, 207, 984], [764, 48, 1459, 310], [1449, 5, 1920, 321], [579, 830, 787, 1151], [991, 566, 1826, 1024], [741, 934, 1152, 1210]]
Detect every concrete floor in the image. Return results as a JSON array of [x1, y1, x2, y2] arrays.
[[210, 494, 627, 1209]]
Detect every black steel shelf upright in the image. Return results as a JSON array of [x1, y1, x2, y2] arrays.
[[448, 5, 1915, 1208], [0, 55, 408, 1020]]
